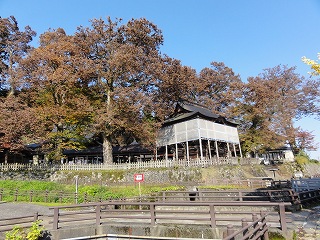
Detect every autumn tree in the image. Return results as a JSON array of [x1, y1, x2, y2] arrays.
[[294, 127, 318, 152], [196, 62, 244, 117], [0, 16, 36, 162], [0, 16, 35, 94], [20, 28, 93, 161], [239, 65, 318, 156], [72, 17, 165, 164], [153, 56, 198, 119]]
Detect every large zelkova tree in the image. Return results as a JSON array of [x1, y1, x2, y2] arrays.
[[196, 62, 244, 117], [0, 16, 35, 94], [239, 65, 319, 156], [0, 16, 36, 162], [72, 17, 166, 164], [153, 56, 198, 118], [20, 28, 93, 161]]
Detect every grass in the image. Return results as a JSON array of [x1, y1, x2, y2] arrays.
[[0, 179, 243, 204], [0, 180, 188, 204]]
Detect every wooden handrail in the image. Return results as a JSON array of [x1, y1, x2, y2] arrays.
[[49, 201, 290, 232]]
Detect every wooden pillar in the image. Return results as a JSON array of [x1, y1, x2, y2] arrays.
[[175, 143, 178, 160], [186, 141, 189, 160], [238, 143, 243, 158], [208, 140, 212, 159], [199, 139, 203, 159], [227, 142, 230, 157], [215, 140, 219, 158], [165, 145, 168, 161], [233, 144, 237, 157], [155, 148, 158, 161]]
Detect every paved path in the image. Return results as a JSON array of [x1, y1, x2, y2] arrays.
[[291, 206, 320, 240]]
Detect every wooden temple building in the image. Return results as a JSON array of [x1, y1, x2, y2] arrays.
[[156, 101, 242, 160]]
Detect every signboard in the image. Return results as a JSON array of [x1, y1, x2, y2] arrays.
[[134, 173, 144, 182]]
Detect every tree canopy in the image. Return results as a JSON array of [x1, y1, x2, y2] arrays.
[[0, 15, 319, 162]]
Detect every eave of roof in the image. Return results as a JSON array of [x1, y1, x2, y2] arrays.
[[164, 101, 238, 127], [163, 111, 237, 127]]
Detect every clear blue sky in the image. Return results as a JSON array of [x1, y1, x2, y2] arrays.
[[1, 0, 320, 159]]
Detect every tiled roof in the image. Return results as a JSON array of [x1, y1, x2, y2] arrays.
[[163, 100, 237, 126]]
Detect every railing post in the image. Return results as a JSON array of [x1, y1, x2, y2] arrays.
[[241, 218, 248, 237], [252, 213, 258, 227], [278, 203, 287, 233], [59, 191, 63, 203], [53, 208, 59, 230], [45, 190, 48, 202], [14, 189, 18, 201], [84, 192, 88, 203], [96, 204, 101, 226], [150, 203, 156, 226], [209, 205, 216, 227], [224, 224, 234, 239], [198, 189, 203, 201], [238, 191, 243, 201], [263, 220, 269, 240], [33, 212, 39, 221], [75, 192, 78, 204], [0, 189, 3, 201], [30, 190, 33, 202]]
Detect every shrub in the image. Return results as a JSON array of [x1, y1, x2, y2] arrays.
[[5, 220, 44, 240]]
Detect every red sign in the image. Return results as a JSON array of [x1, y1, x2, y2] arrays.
[[134, 173, 144, 182]]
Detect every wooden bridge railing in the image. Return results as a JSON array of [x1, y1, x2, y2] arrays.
[[222, 213, 269, 240], [49, 201, 290, 233], [155, 189, 299, 204], [0, 212, 40, 233]]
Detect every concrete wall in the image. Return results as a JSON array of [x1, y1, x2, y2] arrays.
[[49, 223, 225, 240]]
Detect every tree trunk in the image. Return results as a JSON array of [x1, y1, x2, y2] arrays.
[[102, 133, 113, 165]]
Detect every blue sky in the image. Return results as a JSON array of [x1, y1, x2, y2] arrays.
[[1, 0, 320, 159]]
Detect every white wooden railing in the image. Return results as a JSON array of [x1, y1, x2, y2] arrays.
[[0, 157, 259, 171]]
